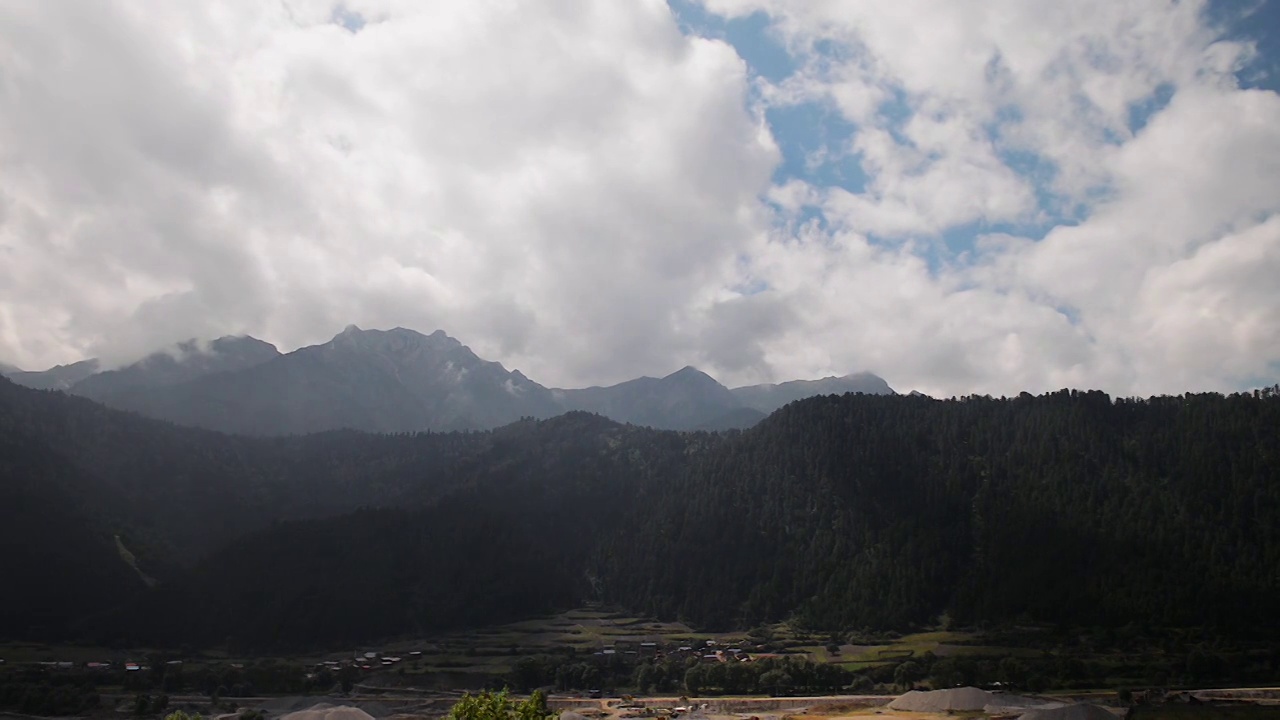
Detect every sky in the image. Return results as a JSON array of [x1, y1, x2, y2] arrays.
[[1, 0, 1278, 396]]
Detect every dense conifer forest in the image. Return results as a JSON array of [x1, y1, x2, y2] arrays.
[[2, 377, 1278, 651]]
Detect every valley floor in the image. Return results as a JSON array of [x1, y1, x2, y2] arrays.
[[5, 609, 1280, 719]]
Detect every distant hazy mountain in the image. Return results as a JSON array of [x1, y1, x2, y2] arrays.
[[8, 359, 101, 390], [17, 325, 894, 434], [71, 336, 280, 404], [732, 372, 895, 414], [555, 366, 752, 431], [0, 361, 21, 376], [100, 326, 564, 435], [556, 365, 915, 432]]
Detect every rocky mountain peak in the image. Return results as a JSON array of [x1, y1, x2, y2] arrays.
[[329, 326, 463, 355], [14, 324, 895, 434], [663, 365, 720, 385]]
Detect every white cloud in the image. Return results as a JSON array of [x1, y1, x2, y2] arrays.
[[1130, 216, 1280, 391], [0, 0, 778, 382], [817, 116, 1038, 237], [718, 0, 1252, 202], [0, 0, 1277, 397], [700, 0, 1280, 395]]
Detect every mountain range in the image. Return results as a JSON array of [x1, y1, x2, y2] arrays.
[[2, 373, 1276, 650], [6, 358, 100, 390], [3, 326, 892, 434]]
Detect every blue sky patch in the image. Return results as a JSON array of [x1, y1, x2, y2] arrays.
[[765, 103, 865, 191], [667, 0, 795, 82], [1207, 0, 1280, 93], [1128, 83, 1176, 136], [672, 0, 1280, 271], [878, 87, 917, 147], [331, 5, 366, 33]]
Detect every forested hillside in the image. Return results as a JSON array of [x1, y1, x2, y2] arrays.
[[0, 378, 499, 639], [0, 378, 499, 563], [1, 377, 1278, 650], [111, 413, 698, 650], [599, 390, 1280, 632], [0, 426, 145, 640]]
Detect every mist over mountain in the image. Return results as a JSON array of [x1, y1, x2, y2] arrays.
[[89, 326, 564, 435], [71, 336, 281, 404], [8, 359, 101, 390], [732, 372, 895, 414], [0, 361, 21, 376], [555, 366, 755, 431], [7, 336, 279, 396], [7, 327, 893, 434]]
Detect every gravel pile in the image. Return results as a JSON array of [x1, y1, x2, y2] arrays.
[[279, 704, 376, 720], [984, 694, 1062, 714], [889, 687, 996, 712], [261, 698, 392, 720], [1019, 704, 1117, 720]]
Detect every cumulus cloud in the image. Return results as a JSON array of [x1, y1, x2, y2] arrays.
[[702, 0, 1280, 395], [0, 0, 777, 380], [0, 0, 1277, 396]]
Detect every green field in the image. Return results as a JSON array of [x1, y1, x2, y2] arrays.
[[306, 611, 1057, 681], [5, 609, 1278, 698]]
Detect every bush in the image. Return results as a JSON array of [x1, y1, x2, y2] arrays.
[[447, 690, 553, 720], [847, 674, 874, 692]]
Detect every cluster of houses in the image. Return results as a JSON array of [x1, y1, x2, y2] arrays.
[[593, 640, 770, 664], [312, 649, 427, 672], [0, 659, 191, 673], [594, 641, 660, 660], [4, 649, 430, 678]]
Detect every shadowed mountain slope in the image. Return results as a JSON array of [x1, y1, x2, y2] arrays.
[[71, 336, 281, 403], [8, 359, 101, 390], [6, 375, 1273, 649], [6, 327, 896, 433], [95, 326, 564, 435], [555, 366, 749, 430], [731, 372, 894, 414]]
